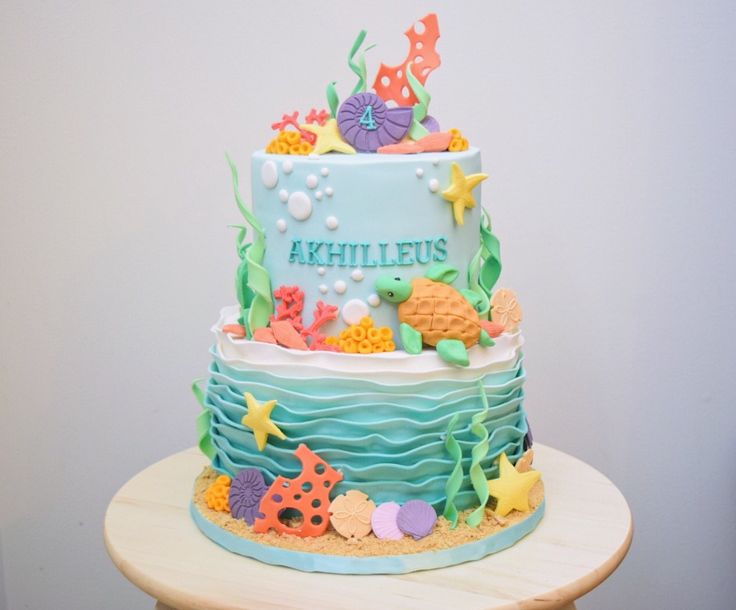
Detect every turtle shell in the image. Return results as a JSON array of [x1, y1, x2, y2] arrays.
[[398, 278, 481, 348]]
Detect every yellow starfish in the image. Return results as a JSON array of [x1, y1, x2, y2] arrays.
[[241, 392, 287, 451], [441, 162, 488, 225], [301, 119, 356, 155], [487, 452, 541, 517]]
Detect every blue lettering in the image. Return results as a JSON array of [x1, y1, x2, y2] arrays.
[[433, 236, 448, 262], [289, 239, 306, 264]]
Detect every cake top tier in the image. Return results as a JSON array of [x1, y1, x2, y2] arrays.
[[262, 13, 473, 157]]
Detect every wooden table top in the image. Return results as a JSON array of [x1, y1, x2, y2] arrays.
[[104, 444, 632, 610]]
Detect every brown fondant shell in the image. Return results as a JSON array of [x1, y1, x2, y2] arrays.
[[397, 278, 481, 348]]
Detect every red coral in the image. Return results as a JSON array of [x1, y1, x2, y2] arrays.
[[271, 285, 305, 332], [270, 111, 317, 144], [301, 301, 338, 348], [305, 108, 331, 126]]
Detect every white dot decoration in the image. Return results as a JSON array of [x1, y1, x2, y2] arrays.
[[428, 179, 440, 193], [432, 158, 440, 166], [319, 284, 328, 294], [325, 215, 339, 230], [276, 219, 287, 233], [282, 159, 294, 174], [325, 186, 334, 197], [367, 293, 381, 307], [278, 189, 289, 203], [306, 174, 319, 189], [315, 191, 323, 201], [287, 191, 312, 221], [308, 152, 319, 159], [351, 268, 364, 282], [320, 167, 329, 177], [334, 280, 347, 294], [317, 267, 326, 276], [415, 168, 424, 178], [261, 161, 278, 188], [342, 299, 370, 325]]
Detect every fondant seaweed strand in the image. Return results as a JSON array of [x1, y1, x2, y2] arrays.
[[406, 63, 430, 141], [442, 412, 464, 528], [467, 209, 502, 318], [466, 381, 491, 527], [226, 155, 273, 336], [192, 378, 216, 461]]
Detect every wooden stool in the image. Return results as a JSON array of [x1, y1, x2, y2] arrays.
[[105, 445, 632, 609]]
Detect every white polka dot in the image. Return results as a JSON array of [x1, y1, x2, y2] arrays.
[[278, 189, 289, 203], [321, 167, 329, 177], [317, 267, 326, 276], [432, 158, 440, 166], [429, 179, 440, 193], [367, 294, 381, 307], [306, 174, 319, 189], [351, 268, 364, 282], [325, 215, 339, 230], [415, 168, 424, 178], [319, 284, 328, 294], [315, 191, 323, 200], [261, 161, 278, 188], [342, 299, 370, 325], [334, 280, 347, 294], [308, 152, 320, 159], [276, 219, 287, 232], [325, 186, 334, 197], [287, 191, 312, 220], [282, 159, 294, 174]]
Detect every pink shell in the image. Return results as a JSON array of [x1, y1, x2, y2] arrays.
[[397, 500, 437, 540], [370, 502, 403, 540]]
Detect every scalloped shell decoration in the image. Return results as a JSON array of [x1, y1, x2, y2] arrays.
[[396, 499, 437, 540], [337, 93, 413, 152], [229, 468, 269, 525], [490, 288, 523, 332], [329, 489, 376, 539], [370, 502, 404, 540]]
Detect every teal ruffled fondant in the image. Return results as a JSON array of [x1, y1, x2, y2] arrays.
[[203, 346, 530, 511]]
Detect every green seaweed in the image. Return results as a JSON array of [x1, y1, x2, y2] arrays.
[[326, 80, 339, 119], [226, 155, 273, 336], [443, 413, 464, 528], [466, 209, 502, 318], [466, 381, 491, 527], [406, 63, 431, 141], [192, 379, 216, 461], [348, 29, 376, 95]]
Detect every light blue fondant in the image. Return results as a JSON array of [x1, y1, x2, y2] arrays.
[[252, 149, 483, 342], [190, 498, 545, 574]]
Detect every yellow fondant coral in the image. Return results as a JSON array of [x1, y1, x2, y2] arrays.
[[265, 130, 314, 155], [329, 317, 396, 354], [205, 475, 231, 513], [448, 128, 469, 152]]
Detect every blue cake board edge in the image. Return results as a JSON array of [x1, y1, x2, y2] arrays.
[[190, 498, 545, 575]]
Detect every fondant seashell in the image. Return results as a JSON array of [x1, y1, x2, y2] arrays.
[[396, 500, 437, 540], [421, 115, 440, 133], [329, 489, 376, 539], [490, 288, 523, 332], [229, 468, 268, 525], [337, 93, 413, 152], [370, 502, 403, 540]]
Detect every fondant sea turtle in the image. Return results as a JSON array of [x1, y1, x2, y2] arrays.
[[375, 264, 496, 367]]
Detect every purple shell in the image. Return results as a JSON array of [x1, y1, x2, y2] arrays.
[[421, 115, 440, 133], [396, 500, 437, 540], [229, 468, 268, 525], [337, 92, 413, 152]]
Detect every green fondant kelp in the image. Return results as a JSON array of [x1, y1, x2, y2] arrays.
[[193, 378, 216, 461], [348, 29, 376, 95], [227, 155, 273, 336], [406, 63, 431, 141], [479, 208, 502, 300], [466, 381, 491, 527], [443, 413, 464, 528]]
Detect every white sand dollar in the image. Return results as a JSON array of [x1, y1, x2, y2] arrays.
[[287, 191, 312, 221], [261, 161, 278, 188], [342, 299, 370, 325]]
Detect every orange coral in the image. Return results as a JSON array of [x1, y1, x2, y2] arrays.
[[205, 475, 232, 513], [326, 316, 395, 354], [266, 130, 314, 155], [448, 128, 469, 152]]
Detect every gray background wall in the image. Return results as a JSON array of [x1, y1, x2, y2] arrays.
[[1, 1, 734, 608]]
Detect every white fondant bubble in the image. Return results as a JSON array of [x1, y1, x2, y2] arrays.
[[276, 219, 287, 233], [415, 168, 424, 178], [306, 174, 319, 189], [278, 189, 289, 203], [315, 191, 323, 200], [325, 216, 339, 230], [282, 159, 294, 174], [367, 294, 381, 307], [317, 267, 326, 276], [261, 161, 278, 188], [325, 186, 334, 197], [287, 191, 312, 221], [342, 299, 370, 325], [351, 268, 364, 282], [308, 152, 319, 159], [428, 179, 440, 193], [319, 284, 328, 294], [321, 167, 329, 177], [432, 158, 440, 166], [334, 280, 347, 294]]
